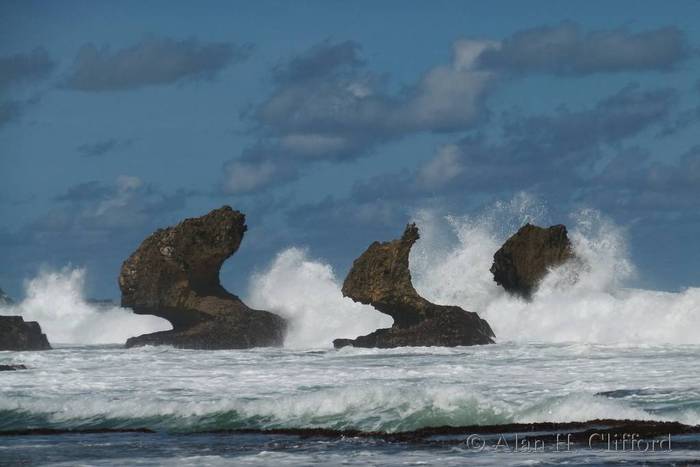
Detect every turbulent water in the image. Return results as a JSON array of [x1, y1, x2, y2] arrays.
[[1, 195, 699, 464], [1, 344, 699, 465], [2, 343, 700, 432]]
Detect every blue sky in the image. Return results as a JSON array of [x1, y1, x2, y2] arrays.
[[1, 0, 699, 299]]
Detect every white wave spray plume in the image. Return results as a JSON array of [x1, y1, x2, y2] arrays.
[[247, 193, 699, 347], [247, 248, 392, 348], [0, 267, 171, 344], [411, 194, 700, 344]]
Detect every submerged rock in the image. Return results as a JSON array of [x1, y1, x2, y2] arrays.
[[0, 364, 27, 371], [119, 206, 286, 349], [490, 223, 574, 299], [334, 224, 494, 348], [0, 316, 51, 351]]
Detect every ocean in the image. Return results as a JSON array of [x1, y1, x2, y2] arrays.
[[2, 200, 699, 465], [2, 344, 700, 465]]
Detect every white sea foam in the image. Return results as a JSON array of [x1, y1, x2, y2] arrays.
[[248, 247, 392, 348], [4, 193, 698, 348], [410, 195, 700, 345], [248, 193, 699, 346], [0, 267, 170, 344], [2, 343, 699, 431]]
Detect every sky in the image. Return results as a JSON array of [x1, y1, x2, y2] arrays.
[[1, 0, 699, 299]]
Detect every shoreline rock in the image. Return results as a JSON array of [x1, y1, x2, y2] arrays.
[[490, 223, 574, 299], [0, 316, 51, 351], [120, 206, 286, 349], [0, 364, 27, 371], [334, 224, 494, 348]]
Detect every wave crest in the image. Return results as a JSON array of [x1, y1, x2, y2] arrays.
[[0, 267, 170, 344]]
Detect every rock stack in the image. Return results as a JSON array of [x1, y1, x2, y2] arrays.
[[334, 224, 494, 348], [490, 223, 574, 298], [120, 206, 286, 349]]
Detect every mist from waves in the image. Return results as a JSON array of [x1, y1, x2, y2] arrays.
[[3, 193, 698, 347], [410, 194, 700, 344], [251, 193, 700, 347], [0, 267, 170, 344], [248, 248, 392, 348]]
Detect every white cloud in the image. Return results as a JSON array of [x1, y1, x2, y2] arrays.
[[418, 144, 464, 188], [223, 160, 279, 194]]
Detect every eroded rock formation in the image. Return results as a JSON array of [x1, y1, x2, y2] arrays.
[[0, 316, 51, 351], [490, 223, 574, 298], [119, 206, 286, 349], [334, 224, 494, 348]]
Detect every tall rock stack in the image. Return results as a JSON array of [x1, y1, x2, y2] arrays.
[[119, 206, 287, 349], [334, 224, 495, 348]]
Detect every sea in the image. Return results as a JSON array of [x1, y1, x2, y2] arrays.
[[2, 198, 699, 465]]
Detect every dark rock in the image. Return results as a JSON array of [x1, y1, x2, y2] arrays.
[[490, 223, 574, 298], [119, 206, 286, 349], [0, 364, 27, 371], [0, 316, 51, 351], [334, 224, 494, 348]]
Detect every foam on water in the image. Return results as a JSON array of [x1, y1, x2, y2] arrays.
[[1, 343, 699, 432], [0, 267, 170, 344]]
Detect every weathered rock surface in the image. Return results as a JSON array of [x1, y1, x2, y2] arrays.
[[0, 316, 51, 351], [490, 223, 574, 298], [119, 206, 286, 349], [334, 224, 494, 348]]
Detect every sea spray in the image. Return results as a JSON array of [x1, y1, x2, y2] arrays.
[[0, 267, 170, 344], [248, 248, 392, 348], [249, 193, 700, 347], [411, 201, 700, 344]]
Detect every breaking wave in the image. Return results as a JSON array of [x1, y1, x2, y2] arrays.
[[411, 195, 700, 344], [248, 248, 392, 348], [3, 193, 698, 347], [250, 193, 700, 346], [0, 267, 170, 344], [0, 386, 697, 433]]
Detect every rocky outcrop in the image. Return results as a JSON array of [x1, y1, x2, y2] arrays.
[[490, 223, 574, 299], [334, 224, 494, 348], [0, 316, 51, 351], [119, 206, 286, 349]]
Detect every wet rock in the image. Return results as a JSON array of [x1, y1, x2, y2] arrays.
[[334, 224, 494, 348], [0, 364, 27, 371], [490, 223, 574, 298], [0, 316, 51, 351], [119, 206, 286, 349]]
